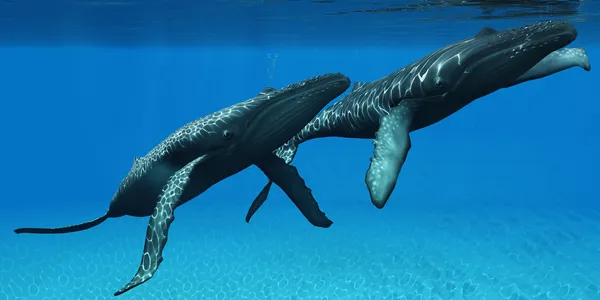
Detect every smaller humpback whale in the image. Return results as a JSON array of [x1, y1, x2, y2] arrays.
[[244, 21, 585, 222], [13, 73, 350, 296]]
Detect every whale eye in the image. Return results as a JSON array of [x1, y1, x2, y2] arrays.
[[434, 77, 445, 89], [223, 129, 234, 140]]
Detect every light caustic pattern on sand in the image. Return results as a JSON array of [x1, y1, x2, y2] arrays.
[[1, 206, 599, 300]]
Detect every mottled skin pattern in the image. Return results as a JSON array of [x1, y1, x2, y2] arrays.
[[117, 154, 206, 295], [364, 100, 414, 206], [112, 94, 274, 217], [13, 73, 351, 297], [246, 21, 584, 222]]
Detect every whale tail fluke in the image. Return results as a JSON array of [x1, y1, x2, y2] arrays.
[[245, 138, 299, 223], [14, 212, 109, 234]]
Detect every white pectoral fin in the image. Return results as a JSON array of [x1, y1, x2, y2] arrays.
[[114, 154, 208, 296], [365, 103, 412, 209]]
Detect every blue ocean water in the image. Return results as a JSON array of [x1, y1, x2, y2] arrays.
[[1, 1, 599, 300]]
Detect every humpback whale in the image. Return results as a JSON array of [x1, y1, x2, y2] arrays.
[[13, 73, 351, 296], [245, 21, 585, 222]]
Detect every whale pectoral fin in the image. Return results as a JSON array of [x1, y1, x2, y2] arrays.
[[245, 180, 273, 223], [255, 153, 333, 228], [365, 103, 412, 209], [245, 139, 300, 223], [114, 155, 208, 296]]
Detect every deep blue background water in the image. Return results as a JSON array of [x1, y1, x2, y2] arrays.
[[1, 2, 599, 300]]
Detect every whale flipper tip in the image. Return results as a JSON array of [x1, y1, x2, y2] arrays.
[[116, 155, 208, 296]]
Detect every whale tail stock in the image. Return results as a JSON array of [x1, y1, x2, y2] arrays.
[[14, 212, 109, 234]]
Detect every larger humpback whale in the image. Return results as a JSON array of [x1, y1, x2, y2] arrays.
[[245, 21, 585, 223], [13, 73, 351, 296]]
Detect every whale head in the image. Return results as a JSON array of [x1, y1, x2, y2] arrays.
[[231, 73, 350, 156], [393, 21, 577, 109], [434, 21, 577, 101]]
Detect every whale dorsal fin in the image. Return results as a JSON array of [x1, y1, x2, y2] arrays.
[[258, 87, 276, 95], [475, 27, 498, 38], [352, 82, 366, 92]]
